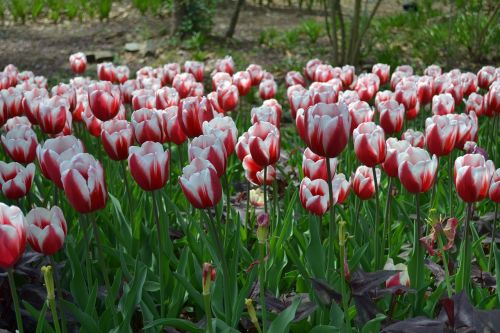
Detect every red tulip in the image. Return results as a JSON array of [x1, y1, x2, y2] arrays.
[[348, 101, 374, 132], [235, 132, 250, 162], [97, 62, 116, 82], [37, 135, 85, 188], [397, 147, 438, 193], [303, 102, 351, 158], [424, 65, 442, 78], [160, 106, 187, 145], [259, 79, 277, 100], [100, 119, 134, 161], [22, 88, 49, 124], [206, 92, 222, 114], [251, 104, 281, 128], [128, 141, 170, 191], [178, 96, 215, 138], [4, 116, 31, 131], [172, 73, 196, 99], [154, 87, 179, 110], [0, 72, 12, 90], [232, 71, 252, 96], [162, 63, 181, 85], [390, 71, 409, 91], [214, 56, 235, 75], [465, 93, 484, 116], [212, 72, 232, 90], [417, 75, 434, 105], [341, 65, 355, 88], [304, 59, 322, 81], [309, 82, 339, 104], [489, 168, 500, 203], [51, 83, 77, 112], [485, 82, 500, 116], [179, 157, 223, 209], [384, 259, 410, 289], [37, 97, 68, 134], [27, 206, 67, 255], [285, 71, 306, 87], [402, 129, 425, 148], [425, 115, 458, 156], [0, 203, 26, 269], [460, 73, 478, 97], [60, 153, 108, 213], [131, 108, 165, 144], [454, 154, 495, 203], [382, 138, 411, 177], [114, 65, 130, 84], [189, 134, 227, 177], [202, 115, 237, 156], [82, 106, 103, 137], [354, 74, 379, 102], [0, 162, 35, 200], [395, 80, 419, 119], [132, 89, 156, 110], [314, 64, 335, 82], [88, 82, 121, 121], [353, 122, 386, 167], [300, 177, 330, 215], [378, 100, 404, 134], [243, 155, 276, 186], [288, 85, 312, 120], [120, 79, 141, 104], [1, 125, 38, 164], [72, 90, 88, 122], [339, 90, 360, 106], [248, 121, 280, 167], [302, 147, 338, 181], [1, 87, 23, 117], [446, 112, 478, 149], [0, 97, 6, 127], [140, 77, 162, 91], [247, 64, 264, 86], [352, 165, 379, 200], [395, 65, 413, 75], [443, 77, 464, 106], [217, 82, 239, 112], [332, 173, 351, 204], [477, 66, 496, 89], [372, 63, 390, 85], [374, 91, 394, 110], [184, 61, 204, 82]]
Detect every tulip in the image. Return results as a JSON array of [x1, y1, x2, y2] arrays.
[[460, 72, 478, 97], [402, 129, 425, 148], [446, 111, 478, 149], [235, 132, 250, 162], [348, 101, 374, 132], [331, 173, 351, 204], [0, 97, 6, 127], [341, 65, 356, 88], [97, 62, 116, 82], [247, 64, 264, 86], [114, 65, 129, 84], [384, 258, 410, 289], [88, 82, 121, 121], [0, 203, 26, 269], [247, 121, 280, 167], [309, 82, 339, 104], [285, 71, 306, 87], [465, 93, 484, 116], [26, 206, 67, 255], [184, 61, 204, 82], [339, 90, 360, 106], [485, 82, 500, 116], [179, 157, 223, 209], [101, 119, 135, 161], [217, 82, 239, 112], [303, 102, 351, 158], [156, 87, 180, 109], [159, 106, 187, 145], [395, 80, 419, 119], [37, 135, 85, 188], [477, 66, 496, 89], [432, 93, 454, 116], [288, 85, 312, 120], [232, 71, 252, 96], [299, 177, 330, 215], [424, 65, 442, 77], [390, 71, 409, 91], [397, 147, 438, 193], [417, 76, 434, 105], [259, 79, 277, 100], [131, 108, 165, 144], [202, 116, 237, 156], [36, 97, 68, 134], [22, 88, 48, 124], [378, 100, 404, 134], [304, 59, 322, 81], [454, 154, 495, 203], [372, 63, 390, 85], [51, 83, 76, 112], [214, 56, 235, 75], [382, 138, 411, 178], [212, 72, 232, 91], [0, 162, 35, 200], [314, 64, 335, 82], [354, 74, 378, 102], [4, 116, 31, 131], [178, 96, 215, 138], [132, 89, 156, 110], [189, 134, 227, 177], [60, 153, 108, 213], [172, 73, 196, 99], [489, 168, 500, 203], [352, 165, 379, 200], [353, 122, 386, 167], [120, 79, 141, 104], [161, 63, 180, 85], [128, 141, 170, 191], [1, 87, 23, 117], [82, 106, 103, 137], [243, 155, 276, 186], [425, 115, 457, 156], [251, 104, 280, 128], [1, 125, 38, 164], [302, 147, 338, 181]]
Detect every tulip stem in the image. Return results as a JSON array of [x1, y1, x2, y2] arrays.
[[50, 256, 68, 333], [152, 191, 166, 318], [203, 293, 213, 333], [488, 203, 498, 273], [448, 153, 453, 217], [7, 269, 24, 333], [338, 224, 352, 333], [326, 158, 336, 282], [120, 161, 133, 222], [457, 202, 473, 294], [263, 167, 268, 214], [437, 235, 452, 297], [372, 166, 381, 269], [412, 194, 424, 312], [223, 174, 231, 248], [246, 180, 251, 247], [259, 242, 267, 333], [383, 177, 393, 258]]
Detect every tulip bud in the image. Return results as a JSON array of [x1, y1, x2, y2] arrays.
[[214, 56, 235, 76], [348, 101, 374, 132], [425, 115, 458, 157], [132, 89, 156, 111], [372, 63, 390, 85], [424, 65, 442, 78], [352, 166, 379, 200], [41, 266, 56, 301], [477, 66, 496, 89], [489, 169, 500, 203], [245, 298, 261, 330], [248, 121, 280, 167], [202, 263, 216, 295], [382, 138, 410, 178], [378, 100, 404, 134], [179, 158, 222, 209], [259, 79, 277, 100], [256, 213, 270, 244], [178, 96, 215, 138], [0, 203, 27, 269], [97, 62, 116, 82], [454, 154, 495, 203], [188, 134, 227, 177], [398, 147, 438, 194], [184, 61, 204, 82], [128, 141, 170, 191], [300, 177, 330, 216], [27, 206, 67, 255], [161, 106, 187, 145], [247, 64, 264, 86], [232, 71, 252, 96], [1, 87, 23, 117], [353, 122, 386, 167]]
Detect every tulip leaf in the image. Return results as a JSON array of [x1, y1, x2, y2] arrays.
[[309, 325, 341, 333], [61, 299, 99, 331], [268, 297, 301, 333], [143, 318, 204, 332], [496, 245, 500, 304]]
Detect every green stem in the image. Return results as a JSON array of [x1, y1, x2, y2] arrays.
[[246, 180, 251, 248], [413, 194, 424, 311], [326, 158, 336, 282], [49, 256, 67, 333], [177, 143, 184, 172], [152, 191, 166, 318], [372, 167, 381, 269], [457, 203, 473, 294], [120, 161, 133, 222], [448, 153, 453, 217], [339, 222, 352, 332], [383, 177, 393, 258], [48, 297, 62, 333], [224, 174, 231, 248], [203, 293, 213, 333], [263, 167, 268, 214], [437, 235, 453, 297], [259, 242, 267, 333], [488, 204, 498, 273], [7, 269, 24, 333]]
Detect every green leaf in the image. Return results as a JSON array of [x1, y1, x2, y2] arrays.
[[361, 314, 387, 333], [496, 245, 500, 304], [268, 297, 301, 333], [119, 260, 148, 324], [309, 326, 341, 333], [143, 318, 204, 332], [61, 300, 99, 331]]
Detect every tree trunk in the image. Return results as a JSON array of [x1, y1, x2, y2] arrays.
[[171, 0, 188, 36], [226, 0, 245, 38]]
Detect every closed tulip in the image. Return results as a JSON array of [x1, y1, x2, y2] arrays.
[[384, 258, 410, 289], [37, 135, 85, 188], [1, 87, 23, 118], [251, 104, 281, 128], [332, 173, 351, 204], [285, 71, 306, 87], [0, 162, 35, 200], [120, 79, 140, 104], [465, 93, 484, 116], [97, 62, 116, 82], [217, 82, 239, 112], [82, 106, 103, 137], [161, 106, 187, 145], [402, 129, 425, 148], [489, 168, 500, 203], [189, 134, 227, 177], [300, 177, 330, 215], [309, 82, 339, 104], [378, 100, 404, 134], [60, 153, 108, 213], [425, 115, 457, 156], [232, 71, 252, 96], [303, 102, 351, 158], [397, 147, 438, 193], [37, 97, 68, 134], [235, 132, 250, 162], [314, 64, 335, 82], [417, 76, 434, 105], [1, 125, 38, 164], [353, 122, 386, 167], [304, 59, 322, 81], [432, 93, 455, 115], [382, 138, 411, 177], [485, 82, 500, 116], [162, 63, 181, 85], [248, 121, 280, 167], [302, 148, 338, 181], [132, 89, 156, 110], [88, 82, 121, 121], [131, 108, 165, 144], [341, 65, 356, 88], [460, 73, 478, 97], [424, 65, 442, 78], [101, 119, 135, 161], [179, 157, 222, 209], [339, 90, 360, 106], [172, 73, 196, 99], [51, 83, 76, 112], [446, 112, 478, 149], [247, 64, 264, 86], [477, 66, 496, 89], [352, 166, 379, 200], [243, 155, 276, 186], [454, 154, 495, 203], [155, 87, 180, 109], [348, 101, 374, 132], [372, 63, 390, 85], [22, 88, 48, 124], [184, 61, 204, 82], [114, 65, 129, 84], [212, 72, 232, 90], [259, 79, 277, 100], [0, 203, 26, 269], [395, 80, 419, 119], [27, 206, 67, 255], [4, 116, 31, 131], [128, 141, 170, 191], [0, 97, 6, 127], [288, 85, 312, 120], [178, 96, 215, 138], [202, 115, 238, 156], [354, 74, 378, 102]]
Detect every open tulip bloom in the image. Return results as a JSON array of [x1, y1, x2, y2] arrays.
[[27, 206, 67, 255], [0, 161, 35, 200]]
